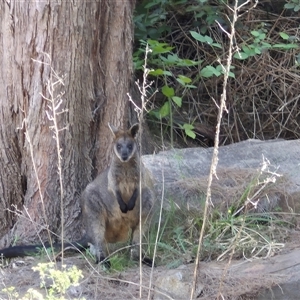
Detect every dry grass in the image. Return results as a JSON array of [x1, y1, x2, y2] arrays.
[[162, 167, 287, 214]]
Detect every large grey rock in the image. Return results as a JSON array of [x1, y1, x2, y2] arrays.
[[152, 249, 300, 300], [153, 265, 203, 299], [235, 248, 300, 300], [142, 139, 300, 212]]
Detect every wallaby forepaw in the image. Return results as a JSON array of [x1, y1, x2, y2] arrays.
[[142, 256, 155, 267], [119, 203, 128, 213], [130, 248, 154, 267], [127, 188, 137, 211], [127, 201, 135, 211], [97, 256, 111, 269], [101, 259, 111, 269], [117, 191, 129, 213]]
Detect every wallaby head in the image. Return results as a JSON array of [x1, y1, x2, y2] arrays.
[[108, 123, 139, 162]]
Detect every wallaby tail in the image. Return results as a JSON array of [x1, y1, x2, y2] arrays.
[[0, 236, 90, 259], [0, 244, 45, 258]]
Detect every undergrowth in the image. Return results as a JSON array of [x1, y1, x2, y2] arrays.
[[134, 0, 300, 147], [144, 163, 293, 268], [2, 263, 83, 300], [146, 204, 291, 267]]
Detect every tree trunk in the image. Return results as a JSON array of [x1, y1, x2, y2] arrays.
[[0, 0, 135, 246]]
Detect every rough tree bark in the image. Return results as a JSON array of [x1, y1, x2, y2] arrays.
[[0, 1, 135, 246]]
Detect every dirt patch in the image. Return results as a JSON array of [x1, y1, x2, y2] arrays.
[[1, 233, 300, 300]]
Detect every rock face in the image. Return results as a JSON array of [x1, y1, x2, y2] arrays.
[[142, 139, 300, 299], [153, 249, 300, 300], [153, 265, 203, 300], [251, 248, 300, 300], [142, 139, 300, 213]]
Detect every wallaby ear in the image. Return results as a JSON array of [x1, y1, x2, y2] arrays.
[[108, 123, 118, 137], [129, 123, 139, 138]]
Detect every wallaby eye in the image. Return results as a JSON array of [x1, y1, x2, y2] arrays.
[[116, 144, 121, 150], [127, 144, 133, 151]]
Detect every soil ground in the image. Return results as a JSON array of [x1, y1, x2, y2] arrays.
[[1, 229, 300, 300]]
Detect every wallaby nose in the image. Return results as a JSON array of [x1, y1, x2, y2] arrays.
[[121, 150, 128, 161]]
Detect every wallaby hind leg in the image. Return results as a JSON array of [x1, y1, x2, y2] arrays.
[[87, 221, 111, 268], [82, 193, 111, 268], [90, 233, 106, 263], [130, 225, 153, 267]]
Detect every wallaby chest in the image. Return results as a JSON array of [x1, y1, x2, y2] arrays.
[[117, 169, 138, 202], [109, 159, 139, 203]]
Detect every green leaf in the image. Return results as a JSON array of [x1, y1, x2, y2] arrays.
[[182, 123, 196, 139], [200, 67, 214, 77], [261, 42, 272, 49], [166, 54, 180, 63], [284, 3, 295, 9], [163, 71, 173, 76], [147, 40, 174, 54], [190, 31, 214, 45], [152, 45, 173, 54], [228, 71, 235, 78], [272, 43, 299, 49], [149, 69, 163, 76], [160, 55, 201, 67], [159, 102, 170, 118], [185, 84, 197, 89], [200, 66, 221, 78], [204, 35, 213, 44], [177, 59, 202, 66], [212, 43, 222, 49], [242, 45, 256, 56], [216, 65, 223, 72], [251, 31, 260, 37], [234, 52, 249, 60], [176, 78, 186, 86], [149, 69, 172, 76], [160, 54, 180, 65], [186, 130, 196, 139], [254, 47, 261, 54], [177, 75, 192, 83], [259, 33, 266, 40], [162, 85, 175, 97], [279, 32, 289, 40], [145, 2, 159, 8], [190, 31, 206, 42], [183, 123, 194, 130], [216, 65, 235, 78], [172, 96, 182, 107], [149, 109, 160, 120]]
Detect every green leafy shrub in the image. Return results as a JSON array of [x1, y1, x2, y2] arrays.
[[284, 0, 300, 11], [134, 0, 300, 146]]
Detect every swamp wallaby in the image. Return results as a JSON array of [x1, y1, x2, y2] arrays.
[[80, 123, 154, 266], [0, 123, 154, 267]]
